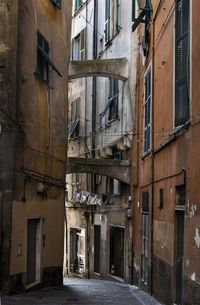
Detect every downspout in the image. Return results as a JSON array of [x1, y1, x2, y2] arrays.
[[87, 0, 98, 279], [151, 0, 163, 295], [151, 20, 155, 295], [85, 3, 89, 189], [92, 0, 98, 190], [131, 22, 142, 285]]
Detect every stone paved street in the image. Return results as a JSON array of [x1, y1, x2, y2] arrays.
[[1, 278, 162, 305]]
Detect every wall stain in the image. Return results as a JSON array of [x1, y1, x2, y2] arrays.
[[194, 228, 200, 248]]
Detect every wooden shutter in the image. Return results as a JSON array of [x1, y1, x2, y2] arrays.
[[52, 0, 61, 9], [105, 0, 111, 43], [112, 79, 119, 118], [76, 99, 80, 119], [144, 69, 151, 154], [80, 29, 85, 60], [175, 0, 190, 127], [71, 101, 76, 121], [116, 0, 121, 31]]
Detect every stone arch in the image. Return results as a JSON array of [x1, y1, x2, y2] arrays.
[[66, 157, 130, 184], [68, 58, 128, 81]]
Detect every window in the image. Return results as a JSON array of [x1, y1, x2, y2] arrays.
[[68, 99, 80, 138], [51, 0, 61, 9], [105, 0, 121, 43], [106, 151, 121, 196], [74, 0, 86, 13], [175, 0, 190, 127], [159, 188, 164, 210], [132, 0, 152, 32], [105, 0, 111, 43], [115, 0, 121, 33], [36, 31, 62, 82], [144, 68, 151, 155], [37, 32, 49, 82], [100, 78, 119, 125], [109, 78, 119, 120], [175, 185, 186, 206], [71, 173, 80, 201], [72, 29, 86, 60]]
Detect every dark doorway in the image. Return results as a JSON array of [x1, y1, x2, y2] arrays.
[[27, 218, 41, 285], [70, 228, 85, 274], [70, 228, 78, 273], [94, 225, 101, 273], [141, 192, 149, 286], [175, 185, 185, 305], [110, 226, 124, 278], [175, 210, 185, 304]]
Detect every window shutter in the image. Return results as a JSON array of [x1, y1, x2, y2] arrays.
[[144, 69, 151, 154], [116, 0, 121, 31], [71, 101, 76, 121], [52, 0, 61, 9], [105, 0, 111, 43], [75, 0, 77, 12], [71, 38, 74, 60], [113, 79, 119, 118], [175, 0, 190, 126], [76, 99, 80, 119], [80, 28, 85, 60]]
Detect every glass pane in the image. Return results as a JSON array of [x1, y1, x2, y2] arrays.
[[76, 100, 80, 119], [71, 102, 76, 121], [113, 179, 119, 194]]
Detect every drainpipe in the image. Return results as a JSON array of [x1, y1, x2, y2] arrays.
[[151, 0, 163, 295], [92, 0, 98, 193], [92, 0, 98, 161], [88, 0, 98, 278], [150, 21, 155, 295], [131, 22, 142, 285], [85, 3, 88, 189]]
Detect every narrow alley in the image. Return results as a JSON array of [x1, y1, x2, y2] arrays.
[[1, 278, 161, 305], [1, 1, 200, 305]]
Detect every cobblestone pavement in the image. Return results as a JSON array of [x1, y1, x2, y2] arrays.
[[1, 278, 162, 305]]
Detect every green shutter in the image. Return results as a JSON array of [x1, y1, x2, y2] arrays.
[[144, 69, 151, 154], [175, 0, 190, 127], [52, 0, 61, 9], [75, 0, 82, 12]]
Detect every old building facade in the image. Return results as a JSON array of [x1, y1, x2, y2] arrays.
[[0, 0, 72, 293], [65, 0, 137, 283], [66, 0, 200, 304], [131, 0, 200, 305]]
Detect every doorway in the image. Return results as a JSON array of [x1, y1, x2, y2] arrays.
[[175, 210, 185, 304], [141, 192, 149, 286], [110, 226, 124, 278], [175, 185, 185, 305], [94, 225, 101, 273], [27, 218, 41, 286], [70, 228, 85, 275]]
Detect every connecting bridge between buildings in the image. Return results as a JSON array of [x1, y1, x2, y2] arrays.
[[67, 157, 130, 184]]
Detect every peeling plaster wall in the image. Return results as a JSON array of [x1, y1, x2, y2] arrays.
[[0, 0, 72, 293], [67, 0, 137, 284], [131, 0, 200, 304], [0, 0, 19, 292]]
